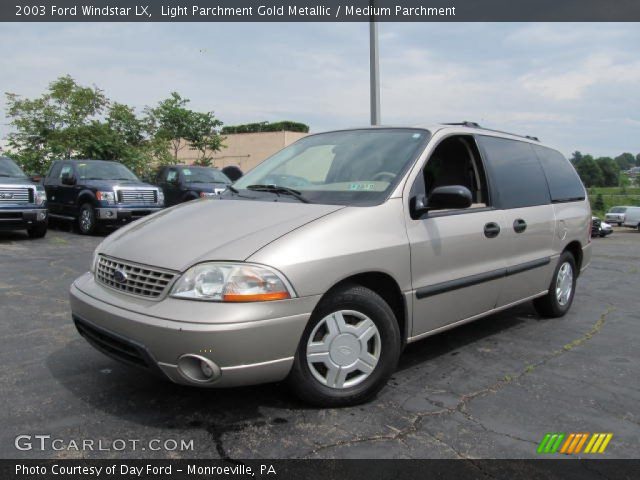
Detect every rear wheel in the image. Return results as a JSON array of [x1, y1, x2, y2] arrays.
[[77, 203, 97, 235], [288, 284, 401, 407], [27, 222, 47, 239], [533, 251, 577, 318]]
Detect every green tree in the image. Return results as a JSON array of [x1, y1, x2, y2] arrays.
[[614, 153, 635, 171], [636, 153, 640, 166], [573, 155, 604, 187], [595, 157, 620, 187], [146, 92, 194, 161], [570, 151, 584, 165], [187, 111, 224, 166], [5, 75, 108, 173], [593, 193, 605, 212], [146, 92, 224, 164]]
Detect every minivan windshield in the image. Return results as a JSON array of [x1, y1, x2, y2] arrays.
[[76, 161, 139, 181], [182, 167, 230, 184], [232, 129, 430, 205], [0, 157, 27, 178], [609, 207, 627, 213]]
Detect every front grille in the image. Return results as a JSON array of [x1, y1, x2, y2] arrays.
[[74, 316, 149, 368], [96, 256, 176, 299], [0, 186, 32, 204], [116, 189, 157, 204]]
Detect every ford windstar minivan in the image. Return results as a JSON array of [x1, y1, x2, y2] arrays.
[[70, 123, 591, 406]]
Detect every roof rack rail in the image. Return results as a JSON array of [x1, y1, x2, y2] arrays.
[[442, 121, 481, 128], [442, 122, 540, 142]]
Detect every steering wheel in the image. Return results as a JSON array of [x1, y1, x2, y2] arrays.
[[372, 171, 397, 182]]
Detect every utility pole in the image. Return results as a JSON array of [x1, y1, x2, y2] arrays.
[[369, 3, 380, 125]]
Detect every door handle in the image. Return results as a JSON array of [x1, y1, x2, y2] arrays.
[[484, 222, 501, 238], [513, 218, 527, 233]]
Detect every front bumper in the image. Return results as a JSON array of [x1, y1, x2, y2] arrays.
[[69, 272, 319, 387], [95, 206, 163, 223], [0, 208, 47, 230]]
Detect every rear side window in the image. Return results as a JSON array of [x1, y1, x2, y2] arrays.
[[477, 136, 550, 209], [533, 146, 586, 202]]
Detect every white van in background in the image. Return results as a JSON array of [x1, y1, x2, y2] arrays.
[[622, 206, 640, 230]]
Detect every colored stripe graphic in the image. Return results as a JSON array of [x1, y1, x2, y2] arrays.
[[537, 433, 565, 454], [584, 433, 613, 453]]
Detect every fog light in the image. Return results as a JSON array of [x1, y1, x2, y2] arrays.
[[177, 354, 221, 383], [106, 211, 114, 218], [200, 360, 214, 378], [37, 212, 47, 221]]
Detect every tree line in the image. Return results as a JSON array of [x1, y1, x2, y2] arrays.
[[3, 75, 224, 177], [571, 151, 640, 188]]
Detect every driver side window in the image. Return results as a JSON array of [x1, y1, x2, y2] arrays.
[[59, 164, 73, 180], [419, 135, 490, 210], [166, 169, 178, 183]]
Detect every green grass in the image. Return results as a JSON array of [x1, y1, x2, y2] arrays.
[[587, 187, 640, 217]]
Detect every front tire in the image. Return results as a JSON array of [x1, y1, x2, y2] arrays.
[[77, 203, 97, 235], [533, 251, 577, 318], [288, 284, 401, 407], [27, 222, 47, 239]]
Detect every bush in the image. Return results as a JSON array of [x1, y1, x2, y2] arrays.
[[221, 121, 309, 134]]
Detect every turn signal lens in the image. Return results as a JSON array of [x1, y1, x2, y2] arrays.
[[171, 263, 294, 302]]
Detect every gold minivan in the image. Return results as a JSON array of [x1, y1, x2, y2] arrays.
[[70, 123, 591, 406]]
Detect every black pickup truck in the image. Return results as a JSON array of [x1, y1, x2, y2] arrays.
[[0, 157, 48, 238], [44, 159, 164, 234], [154, 165, 231, 207]]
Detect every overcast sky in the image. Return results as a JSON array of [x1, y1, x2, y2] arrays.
[[1, 22, 639, 157]]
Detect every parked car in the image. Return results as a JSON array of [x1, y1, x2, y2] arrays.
[[604, 206, 631, 226], [154, 165, 231, 207], [622, 206, 640, 230], [44, 159, 164, 235], [591, 216, 613, 237], [0, 156, 48, 238], [70, 123, 591, 406]]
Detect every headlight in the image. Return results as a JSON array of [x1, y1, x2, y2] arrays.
[[157, 189, 165, 204], [89, 246, 100, 273], [34, 187, 47, 206], [170, 263, 295, 302], [96, 191, 116, 205], [199, 191, 218, 198]]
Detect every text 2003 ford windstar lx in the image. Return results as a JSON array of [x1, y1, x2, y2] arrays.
[[70, 123, 591, 406]]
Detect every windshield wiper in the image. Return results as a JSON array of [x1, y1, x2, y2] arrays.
[[246, 184, 310, 203]]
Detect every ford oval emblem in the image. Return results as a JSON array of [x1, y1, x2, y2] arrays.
[[113, 269, 128, 284], [338, 346, 353, 356]]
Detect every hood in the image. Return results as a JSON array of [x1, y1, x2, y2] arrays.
[[99, 199, 343, 271], [0, 176, 37, 187], [184, 182, 228, 192]]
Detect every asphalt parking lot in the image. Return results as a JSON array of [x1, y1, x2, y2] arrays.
[[1, 224, 638, 459]]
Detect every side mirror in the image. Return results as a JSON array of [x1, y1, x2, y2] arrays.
[[410, 185, 473, 218], [428, 185, 473, 210], [61, 173, 76, 186]]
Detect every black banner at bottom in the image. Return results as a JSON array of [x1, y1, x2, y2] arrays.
[[2, 459, 639, 480]]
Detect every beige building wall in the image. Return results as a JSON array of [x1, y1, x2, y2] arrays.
[[176, 131, 308, 173]]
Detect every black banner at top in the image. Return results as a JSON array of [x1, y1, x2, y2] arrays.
[[3, 0, 640, 22]]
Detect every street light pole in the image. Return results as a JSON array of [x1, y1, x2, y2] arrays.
[[369, 9, 380, 125]]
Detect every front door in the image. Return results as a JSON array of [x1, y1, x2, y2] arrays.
[[406, 135, 509, 338]]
